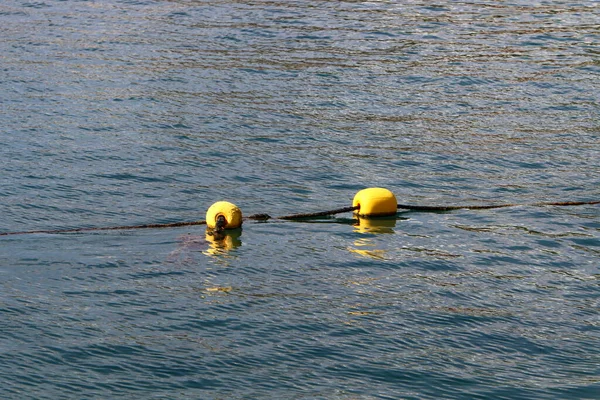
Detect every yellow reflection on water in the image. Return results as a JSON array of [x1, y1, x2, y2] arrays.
[[203, 228, 242, 256], [167, 228, 242, 266], [349, 217, 397, 259], [353, 216, 396, 234], [349, 245, 387, 260]]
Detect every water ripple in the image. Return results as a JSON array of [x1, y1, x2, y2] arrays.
[[1, 0, 599, 399]]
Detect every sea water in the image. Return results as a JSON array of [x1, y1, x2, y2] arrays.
[[1, 1, 599, 399]]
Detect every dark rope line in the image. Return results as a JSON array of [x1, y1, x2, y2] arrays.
[[277, 206, 360, 220], [397, 200, 600, 211], [397, 203, 516, 211], [1, 200, 598, 237], [532, 200, 600, 207], [246, 206, 360, 221], [246, 213, 272, 221], [0, 220, 207, 237]]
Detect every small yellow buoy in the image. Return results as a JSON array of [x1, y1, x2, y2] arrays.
[[206, 201, 243, 230], [352, 188, 397, 217]]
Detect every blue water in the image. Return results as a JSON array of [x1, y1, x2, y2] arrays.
[[1, 1, 599, 399]]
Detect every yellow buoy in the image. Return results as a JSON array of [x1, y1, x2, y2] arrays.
[[352, 188, 397, 217], [206, 201, 243, 230]]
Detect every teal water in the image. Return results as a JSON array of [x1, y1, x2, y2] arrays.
[[1, 1, 599, 399]]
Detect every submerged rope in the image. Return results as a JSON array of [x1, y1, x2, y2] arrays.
[[1, 200, 598, 237]]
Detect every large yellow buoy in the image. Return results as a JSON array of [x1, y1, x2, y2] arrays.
[[206, 201, 243, 230], [352, 188, 397, 217]]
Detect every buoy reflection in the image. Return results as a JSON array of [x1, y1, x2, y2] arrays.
[[349, 238, 387, 260], [353, 216, 396, 234], [349, 217, 397, 259], [203, 228, 242, 256]]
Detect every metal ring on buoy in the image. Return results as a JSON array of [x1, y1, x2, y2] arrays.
[[352, 188, 398, 218], [206, 201, 243, 230]]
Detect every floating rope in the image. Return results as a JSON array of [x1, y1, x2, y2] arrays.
[[1, 190, 598, 237], [0, 220, 206, 237], [397, 200, 600, 212], [269, 205, 359, 220]]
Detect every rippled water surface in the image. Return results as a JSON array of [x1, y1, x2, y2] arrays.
[[1, 1, 599, 399]]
